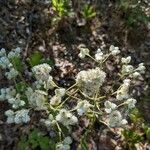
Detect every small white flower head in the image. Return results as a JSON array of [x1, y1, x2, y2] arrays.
[[76, 68, 106, 96], [14, 47, 21, 54], [136, 63, 146, 74], [7, 51, 15, 59], [56, 143, 70, 150], [126, 98, 137, 109], [0, 87, 16, 101], [8, 47, 21, 59], [121, 56, 131, 64], [56, 109, 78, 126], [5, 109, 14, 116], [14, 109, 30, 124], [5, 87, 16, 99], [64, 136, 72, 145], [8, 94, 25, 109], [56, 136, 72, 150], [55, 88, 66, 97], [132, 72, 141, 78], [0, 88, 7, 101], [123, 79, 131, 86], [0, 48, 6, 56], [5, 109, 15, 124], [95, 48, 104, 61], [0, 56, 10, 69], [78, 47, 89, 59], [121, 65, 134, 75], [5, 68, 19, 80], [33, 80, 43, 89], [76, 100, 92, 116], [50, 95, 61, 106], [109, 45, 120, 56], [26, 88, 47, 110], [41, 114, 55, 128], [104, 101, 117, 113], [32, 63, 52, 81], [108, 110, 127, 127], [116, 79, 131, 100]]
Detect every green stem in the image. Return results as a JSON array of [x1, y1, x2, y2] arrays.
[[66, 83, 77, 92], [56, 121, 62, 141], [57, 89, 78, 109]]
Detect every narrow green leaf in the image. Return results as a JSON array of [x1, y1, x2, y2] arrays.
[[29, 51, 43, 67]]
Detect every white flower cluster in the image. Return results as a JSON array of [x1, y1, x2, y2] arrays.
[[109, 45, 120, 56], [76, 67, 106, 96], [0, 48, 21, 79], [7, 47, 21, 59], [0, 44, 146, 145], [104, 101, 117, 113], [0, 87, 16, 101], [121, 56, 131, 64], [8, 94, 25, 109], [56, 136, 72, 150], [121, 55, 146, 77], [5, 68, 19, 80], [56, 109, 78, 126], [5, 109, 30, 124], [76, 100, 92, 116], [126, 98, 137, 109], [95, 48, 104, 61], [50, 88, 66, 106], [40, 114, 56, 129], [116, 79, 131, 100], [108, 110, 127, 128], [25, 88, 47, 110], [32, 63, 52, 81], [78, 47, 89, 59]]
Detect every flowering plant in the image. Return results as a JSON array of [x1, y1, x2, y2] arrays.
[[0, 45, 146, 149]]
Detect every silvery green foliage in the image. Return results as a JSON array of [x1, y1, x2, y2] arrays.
[[5, 109, 30, 124], [0, 48, 21, 79], [0, 45, 146, 148], [56, 136, 72, 150]]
